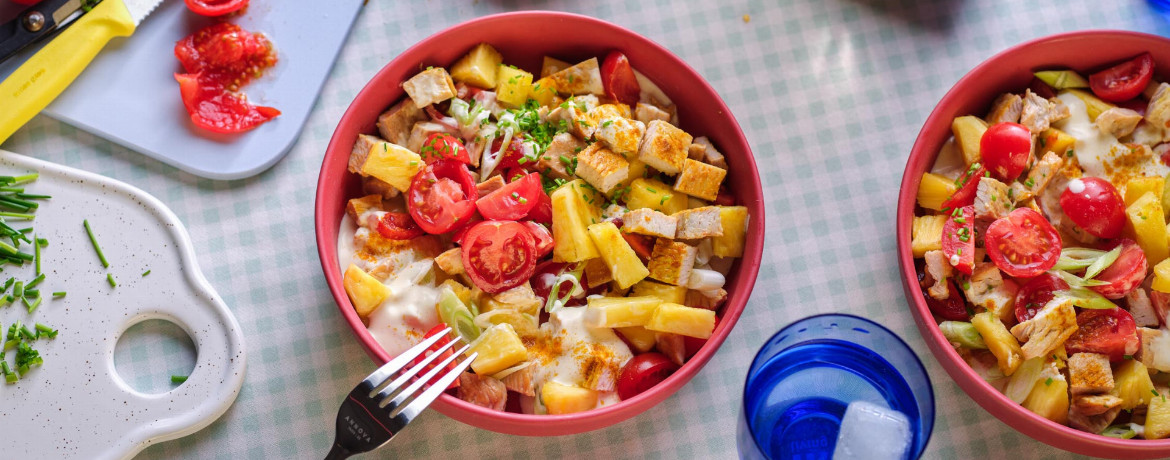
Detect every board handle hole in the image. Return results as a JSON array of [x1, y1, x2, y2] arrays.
[[113, 319, 197, 395]]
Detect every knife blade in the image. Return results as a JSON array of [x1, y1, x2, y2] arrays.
[[0, 0, 164, 144]]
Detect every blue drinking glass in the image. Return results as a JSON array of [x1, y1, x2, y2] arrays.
[[737, 314, 935, 459]]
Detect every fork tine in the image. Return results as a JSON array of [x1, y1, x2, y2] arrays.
[[391, 352, 478, 421], [381, 343, 472, 411], [363, 327, 452, 388], [373, 337, 465, 402]]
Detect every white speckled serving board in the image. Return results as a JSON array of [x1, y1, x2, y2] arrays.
[[0, 150, 245, 459]]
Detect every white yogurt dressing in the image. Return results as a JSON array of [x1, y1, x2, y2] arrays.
[[532, 306, 633, 407], [1055, 92, 1168, 184]]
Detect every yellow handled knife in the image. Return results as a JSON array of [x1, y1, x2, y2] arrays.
[[0, 0, 162, 144]]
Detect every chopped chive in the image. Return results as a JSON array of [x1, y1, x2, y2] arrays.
[[33, 233, 39, 275], [34, 323, 53, 335], [3, 277, 12, 292], [83, 219, 110, 268], [141, 270, 150, 277], [16, 228, 31, 234], [0, 212, 34, 220], [11, 173, 38, 184], [25, 273, 43, 289], [15, 193, 49, 200], [24, 296, 41, 314], [35, 238, 46, 247], [19, 325, 33, 340], [171, 375, 189, 384], [106, 273, 116, 288], [22, 289, 37, 298], [0, 187, 23, 193], [0, 196, 37, 209], [14, 281, 23, 298], [52, 291, 65, 298]]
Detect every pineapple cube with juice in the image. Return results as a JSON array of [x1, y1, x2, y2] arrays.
[[541, 381, 598, 415], [630, 279, 688, 305], [469, 323, 528, 376], [712, 206, 748, 258], [587, 221, 650, 288], [496, 65, 534, 108], [1112, 359, 1155, 410], [585, 296, 662, 328], [626, 178, 686, 214], [551, 181, 601, 262], [343, 264, 390, 317], [645, 303, 716, 339], [916, 173, 957, 211], [449, 43, 503, 89], [1124, 192, 1169, 266], [972, 312, 1023, 376]]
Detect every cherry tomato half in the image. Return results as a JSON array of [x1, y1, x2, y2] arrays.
[[684, 316, 721, 359], [924, 281, 969, 321], [1089, 239, 1149, 300], [407, 160, 478, 234], [981, 123, 1031, 182], [174, 23, 275, 89], [410, 324, 459, 389], [1090, 53, 1155, 103], [1014, 273, 1070, 323], [616, 352, 679, 400], [461, 221, 538, 293], [600, 51, 641, 107], [622, 233, 655, 261], [522, 221, 554, 258], [530, 261, 585, 308], [375, 212, 424, 240], [174, 73, 281, 134], [526, 189, 553, 226], [941, 206, 975, 275], [184, 0, 249, 16], [1059, 177, 1126, 239], [1064, 308, 1140, 362], [476, 173, 542, 221], [985, 208, 1062, 278], [420, 133, 471, 165], [940, 164, 985, 210]]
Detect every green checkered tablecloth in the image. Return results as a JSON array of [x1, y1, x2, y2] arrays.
[[3, 0, 1167, 458]]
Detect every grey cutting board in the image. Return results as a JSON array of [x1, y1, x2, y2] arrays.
[[0, 0, 364, 180]]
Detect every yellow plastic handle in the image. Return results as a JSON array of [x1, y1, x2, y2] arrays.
[[0, 0, 136, 144]]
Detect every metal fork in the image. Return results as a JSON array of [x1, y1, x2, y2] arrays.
[[325, 327, 476, 459]]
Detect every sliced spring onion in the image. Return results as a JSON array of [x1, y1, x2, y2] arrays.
[[84, 219, 110, 268], [1084, 245, 1122, 280], [1004, 358, 1047, 403], [543, 265, 585, 314], [106, 273, 116, 288], [1054, 247, 1107, 271], [490, 361, 532, 380], [33, 233, 39, 275], [52, 291, 65, 298], [1056, 287, 1118, 310], [14, 280, 23, 298], [436, 286, 480, 343], [939, 321, 987, 349], [1052, 270, 1109, 288], [1101, 424, 1138, 439], [141, 270, 151, 277]]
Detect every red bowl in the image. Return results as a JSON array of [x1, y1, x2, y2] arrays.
[[315, 12, 764, 435], [898, 30, 1170, 458]]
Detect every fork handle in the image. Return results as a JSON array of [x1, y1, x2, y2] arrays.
[[324, 444, 352, 460]]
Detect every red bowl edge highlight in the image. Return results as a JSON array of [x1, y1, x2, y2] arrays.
[[898, 30, 1170, 459], [315, 11, 765, 436]]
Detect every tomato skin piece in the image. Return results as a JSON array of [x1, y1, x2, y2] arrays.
[[985, 208, 1063, 278], [941, 206, 975, 275], [461, 221, 538, 294], [526, 189, 553, 226], [410, 324, 459, 389], [523, 221, 554, 258], [1014, 273, 1070, 323], [420, 133, 471, 165], [940, 165, 985, 210], [1064, 308, 1140, 362], [1090, 53, 1155, 103], [174, 23, 275, 89], [476, 173, 542, 221], [375, 212, 424, 240], [175, 73, 281, 133], [924, 281, 969, 321], [980, 123, 1031, 182], [184, 0, 249, 16], [1089, 239, 1149, 299], [600, 51, 641, 107], [530, 261, 586, 308], [407, 161, 478, 235], [1059, 177, 1126, 239], [683, 316, 720, 358], [622, 233, 654, 261], [616, 352, 679, 400]]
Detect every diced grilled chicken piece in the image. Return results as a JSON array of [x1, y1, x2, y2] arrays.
[[1068, 352, 1115, 395], [634, 102, 672, 125], [655, 332, 686, 366], [685, 288, 727, 311], [1019, 151, 1065, 198], [435, 247, 464, 275], [1152, 290, 1170, 326], [1147, 82, 1170, 130], [574, 143, 629, 194], [1127, 288, 1160, 327], [1073, 393, 1124, 416], [476, 175, 506, 196], [923, 250, 953, 301], [622, 208, 677, 238], [1035, 161, 1100, 245], [1020, 89, 1071, 134], [377, 99, 427, 146], [501, 365, 535, 396], [346, 195, 383, 225], [1138, 327, 1170, 372], [1010, 297, 1078, 360], [407, 121, 452, 153], [674, 206, 724, 239], [692, 136, 727, 170], [963, 263, 1020, 323], [594, 117, 645, 156], [483, 281, 542, 317], [351, 231, 444, 280], [974, 177, 1012, 222], [402, 67, 457, 108], [536, 132, 585, 180], [1096, 107, 1144, 138], [362, 176, 401, 200], [986, 93, 1024, 124], [457, 373, 507, 411], [1069, 405, 1122, 434]]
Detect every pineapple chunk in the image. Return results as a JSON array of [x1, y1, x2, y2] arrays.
[[712, 206, 748, 258], [972, 312, 1023, 376], [1034, 70, 1090, 90], [585, 296, 662, 328], [630, 280, 688, 305], [624, 158, 648, 186], [449, 43, 503, 89], [551, 181, 601, 262], [441, 279, 472, 306], [587, 221, 650, 288], [645, 303, 716, 339], [1124, 192, 1169, 266], [468, 323, 528, 376], [1039, 128, 1076, 157], [343, 264, 390, 317], [616, 326, 657, 352], [911, 215, 946, 258], [1154, 258, 1170, 293], [1111, 360, 1155, 410], [1022, 373, 1069, 424], [356, 142, 423, 192], [495, 65, 533, 108], [1146, 386, 1170, 439], [626, 178, 686, 214], [530, 77, 558, 107], [952, 116, 989, 166], [1126, 176, 1166, 208], [541, 381, 598, 415], [1065, 89, 1117, 121], [917, 173, 957, 211]]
